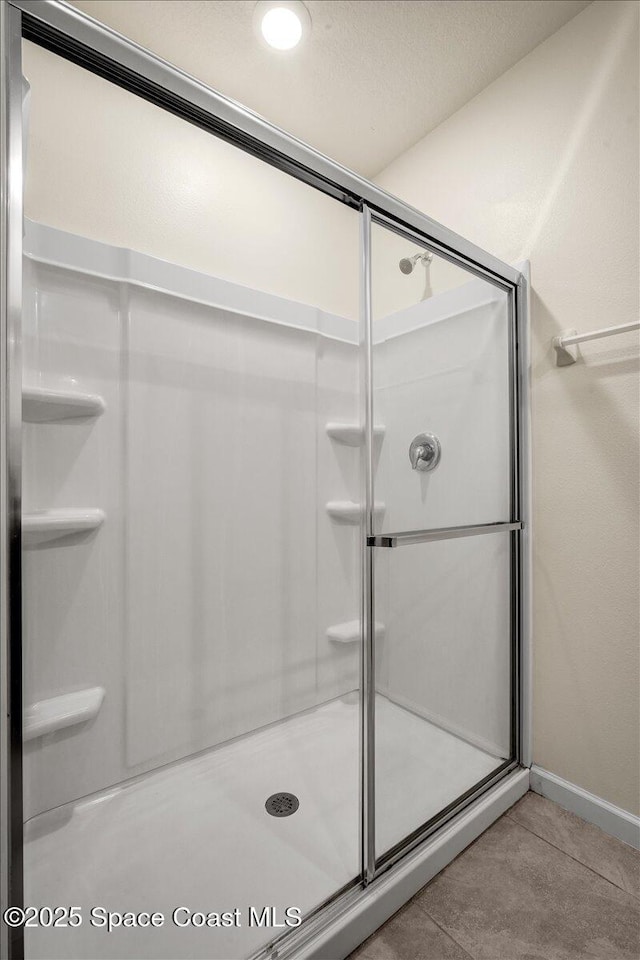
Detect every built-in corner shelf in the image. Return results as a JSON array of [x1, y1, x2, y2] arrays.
[[22, 386, 106, 422], [22, 508, 105, 546], [325, 423, 385, 447], [327, 620, 385, 644], [326, 501, 385, 524], [24, 686, 105, 741]]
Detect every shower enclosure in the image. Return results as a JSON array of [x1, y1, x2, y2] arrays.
[[0, 3, 530, 959]]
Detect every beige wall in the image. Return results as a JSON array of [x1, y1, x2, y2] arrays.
[[376, 0, 640, 816], [22, 41, 359, 320]]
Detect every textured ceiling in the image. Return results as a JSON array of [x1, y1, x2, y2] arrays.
[[69, 0, 592, 177]]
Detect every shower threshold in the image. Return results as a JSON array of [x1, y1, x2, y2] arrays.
[[24, 694, 501, 960]]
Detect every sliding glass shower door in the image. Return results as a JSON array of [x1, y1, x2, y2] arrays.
[[20, 39, 362, 960], [367, 215, 520, 865]]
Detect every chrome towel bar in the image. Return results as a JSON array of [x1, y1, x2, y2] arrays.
[[368, 521, 523, 548]]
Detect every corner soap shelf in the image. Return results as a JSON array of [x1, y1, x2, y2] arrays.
[[326, 501, 385, 524], [327, 620, 385, 643], [23, 508, 105, 546], [24, 686, 105, 740], [23, 386, 106, 422], [326, 422, 385, 446]]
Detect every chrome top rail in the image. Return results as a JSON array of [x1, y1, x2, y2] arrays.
[[368, 521, 523, 548], [10, 0, 522, 289]]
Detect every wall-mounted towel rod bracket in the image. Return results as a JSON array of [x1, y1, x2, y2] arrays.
[[553, 329, 578, 367], [553, 322, 639, 367]]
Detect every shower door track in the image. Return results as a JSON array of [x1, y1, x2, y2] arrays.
[[0, 3, 531, 959]]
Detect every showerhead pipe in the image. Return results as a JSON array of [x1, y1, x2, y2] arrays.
[[398, 251, 433, 274]]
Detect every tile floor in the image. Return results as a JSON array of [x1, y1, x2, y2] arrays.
[[349, 792, 640, 960]]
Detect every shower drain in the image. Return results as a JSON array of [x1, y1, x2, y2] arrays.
[[265, 792, 299, 817]]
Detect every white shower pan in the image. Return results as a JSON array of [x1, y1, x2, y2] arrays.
[[24, 695, 499, 960]]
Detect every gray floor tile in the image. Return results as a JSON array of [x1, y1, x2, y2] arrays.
[[348, 900, 472, 960], [415, 815, 640, 959], [508, 791, 640, 900]]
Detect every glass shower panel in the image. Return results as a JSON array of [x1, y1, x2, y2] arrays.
[[21, 41, 361, 960], [370, 222, 511, 534], [374, 533, 513, 859], [370, 218, 514, 862]]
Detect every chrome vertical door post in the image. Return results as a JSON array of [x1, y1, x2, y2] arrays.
[[516, 269, 532, 768], [0, 2, 24, 958], [360, 204, 375, 884]]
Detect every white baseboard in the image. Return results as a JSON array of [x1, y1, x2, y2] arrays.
[[530, 765, 640, 850], [294, 768, 529, 960]]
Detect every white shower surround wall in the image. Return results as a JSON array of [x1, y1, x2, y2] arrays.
[[373, 279, 512, 760], [22, 219, 512, 822], [22, 219, 362, 820]]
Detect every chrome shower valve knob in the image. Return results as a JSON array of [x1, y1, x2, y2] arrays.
[[409, 433, 442, 472]]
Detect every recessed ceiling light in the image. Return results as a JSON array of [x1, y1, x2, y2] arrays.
[[254, 1, 311, 52]]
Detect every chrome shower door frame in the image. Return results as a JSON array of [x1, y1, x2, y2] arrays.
[[0, 2, 531, 958], [1, 4, 24, 959], [361, 208, 529, 878]]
